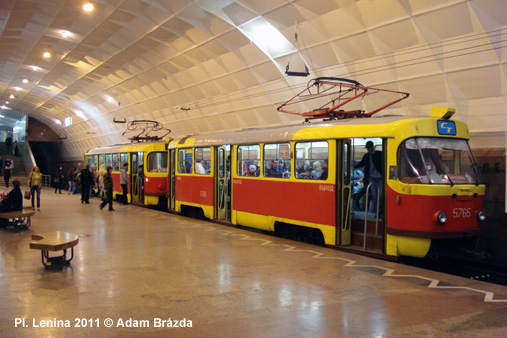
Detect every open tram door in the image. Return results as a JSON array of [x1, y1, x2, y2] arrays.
[[130, 151, 144, 204], [215, 145, 231, 222], [168, 148, 176, 211], [337, 139, 352, 246]]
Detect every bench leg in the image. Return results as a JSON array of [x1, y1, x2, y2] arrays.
[[40, 247, 74, 270], [7, 217, 30, 229]]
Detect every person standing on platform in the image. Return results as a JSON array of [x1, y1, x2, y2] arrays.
[[97, 165, 105, 197], [120, 163, 130, 205], [54, 166, 64, 194], [67, 167, 75, 195], [28, 166, 42, 211], [77, 164, 93, 204], [14, 141, 19, 157], [4, 157, 12, 188], [100, 166, 114, 211], [5, 136, 12, 152]]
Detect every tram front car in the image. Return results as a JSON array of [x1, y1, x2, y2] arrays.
[[386, 108, 486, 258]]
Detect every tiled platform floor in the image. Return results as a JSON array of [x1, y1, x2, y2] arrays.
[[0, 192, 506, 337]]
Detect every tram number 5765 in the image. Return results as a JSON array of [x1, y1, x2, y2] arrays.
[[453, 208, 472, 218]]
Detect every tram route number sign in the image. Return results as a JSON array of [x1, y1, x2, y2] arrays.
[[437, 120, 456, 135]]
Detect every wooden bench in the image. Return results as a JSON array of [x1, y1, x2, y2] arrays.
[[0, 208, 35, 229], [30, 231, 79, 269]]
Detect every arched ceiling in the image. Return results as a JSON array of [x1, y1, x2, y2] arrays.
[[0, 0, 506, 158]]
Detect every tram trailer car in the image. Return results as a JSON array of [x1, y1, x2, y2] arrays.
[[168, 107, 486, 259], [85, 141, 168, 206]]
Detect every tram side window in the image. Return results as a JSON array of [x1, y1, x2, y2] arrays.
[[264, 143, 291, 178], [194, 148, 211, 175], [238, 145, 260, 177], [120, 153, 128, 167], [295, 141, 329, 180], [91, 155, 98, 171], [105, 154, 112, 171], [178, 149, 192, 174], [147, 152, 168, 173], [112, 153, 120, 172], [86, 156, 92, 167]]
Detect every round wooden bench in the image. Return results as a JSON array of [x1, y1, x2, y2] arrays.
[[0, 208, 35, 229], [30, 231, 79, 269]]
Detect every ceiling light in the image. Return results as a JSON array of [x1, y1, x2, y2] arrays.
[[22, 79, 28, 84], [83, 3, 94, 11], [31, 66, 41, 71], [61, 31, 69, 38], [5, 101, 9, 104], [74, 110, 86, 119], [107, 97, 114, 103], [43, 52, 51, 58], [240, 18, 293, 59], [14, 87, 21, 91], [0, 115, 4, 118], [1, 105, 8, 110], [55, 119, 62, 125], [9, 95, 14, 99]]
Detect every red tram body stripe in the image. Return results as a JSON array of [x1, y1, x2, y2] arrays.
[[144, 176, 167, 195], [386, 185, 483, 233], [233, 178, 336, 226], [175, 176, 214, 205]]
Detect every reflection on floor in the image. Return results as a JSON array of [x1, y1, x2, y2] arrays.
[[0, 192, 506, 337]]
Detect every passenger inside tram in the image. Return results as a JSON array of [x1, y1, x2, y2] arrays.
[[245, 164, 257, 177], [311, 161, 323, 179], [265, 160, 290, 178]]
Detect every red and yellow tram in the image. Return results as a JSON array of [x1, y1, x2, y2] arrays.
[[85, 141, 168, 206], [166, 107, 485, 258], [85, 107, 485, 259]]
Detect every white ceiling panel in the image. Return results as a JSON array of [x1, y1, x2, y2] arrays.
[[0, 0, 505, 159]]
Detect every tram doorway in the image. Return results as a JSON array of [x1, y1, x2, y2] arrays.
[[350, 138, 385, 253], [337, 139, 352, 246], [215, 145, 231, 222], [168, 149, 176, 211], [130, 151, 144, 204]]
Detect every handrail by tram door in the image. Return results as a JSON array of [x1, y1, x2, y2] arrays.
[[130, 152, 143, 204], [363, 181, 380, 250], [168, 149, 176, 211], [339, 140, 352, 246], [215, 145, 230, 222]]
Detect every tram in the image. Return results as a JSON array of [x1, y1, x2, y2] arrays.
[[85, 140, 168, 206], [84, 78, 486, 258], [167, 107, 485, 258]]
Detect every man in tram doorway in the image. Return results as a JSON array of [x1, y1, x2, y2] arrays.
[[354, 141, 383, 214], [120, 163, 130, 205]]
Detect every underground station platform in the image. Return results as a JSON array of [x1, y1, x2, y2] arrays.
[[0, 193, 506, 337]]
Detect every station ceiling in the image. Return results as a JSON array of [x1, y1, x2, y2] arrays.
[[0, 0, 505, 158]]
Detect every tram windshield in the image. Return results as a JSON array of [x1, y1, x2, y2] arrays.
[[397, 137, 480, 185]]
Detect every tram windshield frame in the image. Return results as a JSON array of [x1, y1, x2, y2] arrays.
[[397, 137, 481, 185]]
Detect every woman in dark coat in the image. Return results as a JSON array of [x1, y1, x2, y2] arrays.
[[54, 166, 64, 194], [99, 166, 114, 211]]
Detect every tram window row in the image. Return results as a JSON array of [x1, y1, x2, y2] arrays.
[[176, 141, 332, 180]]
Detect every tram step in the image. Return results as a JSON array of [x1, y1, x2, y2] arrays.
[[352, 232, 383, 251], [351, 219, 383, 235]]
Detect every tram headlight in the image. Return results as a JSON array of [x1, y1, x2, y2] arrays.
[[433, 211, 448, 225], [477, 210, 486, 222]]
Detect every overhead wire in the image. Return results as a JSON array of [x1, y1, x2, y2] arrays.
[[178, 27, 507, 112]]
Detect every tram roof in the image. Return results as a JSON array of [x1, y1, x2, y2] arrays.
[[86, 140, 167, 154], [170, 115, 440, 147]]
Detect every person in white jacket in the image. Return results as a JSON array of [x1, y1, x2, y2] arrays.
[[120, 163, 130, 205]]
